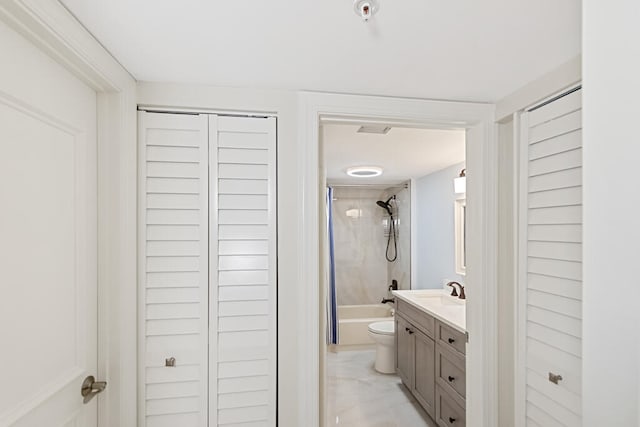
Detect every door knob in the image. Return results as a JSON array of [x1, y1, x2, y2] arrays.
[[81, 375, 107, 404]]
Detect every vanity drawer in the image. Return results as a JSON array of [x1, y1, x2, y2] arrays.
[[436, 321, 466, 355], [436, 386, 466, 427], [436, 344, 466, 400], [396, 299, 435, 338]]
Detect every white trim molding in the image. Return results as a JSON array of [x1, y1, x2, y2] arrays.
[[0, 1, 137, 426], [298, 91, 498, 427], [495, 55, 581, 123], [514, 110, 528, 427]]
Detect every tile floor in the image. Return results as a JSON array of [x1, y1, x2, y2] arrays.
[[325, 349, 436, 427]]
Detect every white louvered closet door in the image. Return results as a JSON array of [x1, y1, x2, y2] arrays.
[[519, 87, 582, 427], [209, 116, 277, 427], [140, 112, 277, 427], [139, 112, 210, 427]]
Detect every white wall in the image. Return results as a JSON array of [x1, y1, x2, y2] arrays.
[[583, 2, 640, 425], [414, 162, 465, 289], [136, 82, 302, 427]]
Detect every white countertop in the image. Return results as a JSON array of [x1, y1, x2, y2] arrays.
[[392, 289, 466, 334]]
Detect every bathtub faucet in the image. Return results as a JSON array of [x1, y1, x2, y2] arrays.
[[381, 297, 395, 304]]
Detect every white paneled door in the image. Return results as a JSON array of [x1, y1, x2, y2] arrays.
[[0, 19, 98, 427], [139, 112, 277, 427], [519, 87, 582, 427]]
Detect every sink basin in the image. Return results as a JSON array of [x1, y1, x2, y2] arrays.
[[413, 295, 463, 307]]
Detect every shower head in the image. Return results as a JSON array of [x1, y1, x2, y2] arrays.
[[376, 196, 394, 216]]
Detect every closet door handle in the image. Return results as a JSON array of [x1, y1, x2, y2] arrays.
[[448, 375, 455, 382], [549, 372, 563, 385], [449, 417, 456, 423], [448, 338, 455, 344]]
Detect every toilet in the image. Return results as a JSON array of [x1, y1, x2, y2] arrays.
[[368, 320, 395, 374]]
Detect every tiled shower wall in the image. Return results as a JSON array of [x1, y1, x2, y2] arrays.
[[332, 186, 410, 306], [382, 186, 411, 292]]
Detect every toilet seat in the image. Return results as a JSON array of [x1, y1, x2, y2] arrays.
[[368, 320, 394, 336]]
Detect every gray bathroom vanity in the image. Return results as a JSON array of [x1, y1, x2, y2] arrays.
[[393, 290, 467, 427]]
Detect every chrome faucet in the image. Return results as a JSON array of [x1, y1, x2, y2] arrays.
[[446, 281, 466, 300]]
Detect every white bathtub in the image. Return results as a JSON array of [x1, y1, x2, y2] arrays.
[[337, 304, 394, 347]]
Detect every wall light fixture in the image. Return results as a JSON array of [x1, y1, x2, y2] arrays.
[[454, 169, 466, 194]]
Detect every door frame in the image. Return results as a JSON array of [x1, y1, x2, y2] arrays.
[[298, 92, 498, 426], [0, 2, 137, 426]]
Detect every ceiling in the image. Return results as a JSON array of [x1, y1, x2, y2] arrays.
[[323, 124, 465, 185], [61, 0, 581, 102]]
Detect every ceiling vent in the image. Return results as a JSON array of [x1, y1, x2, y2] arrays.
[[357, 125, 392, 134]]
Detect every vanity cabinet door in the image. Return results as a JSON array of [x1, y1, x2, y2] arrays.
[[396, 315, 414, 389], [414, 329, 436, 418], [436, 386, 466, 427]]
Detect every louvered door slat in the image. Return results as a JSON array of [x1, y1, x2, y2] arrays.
[[529, 130, 582, 160], [520, 88, 583, 426]]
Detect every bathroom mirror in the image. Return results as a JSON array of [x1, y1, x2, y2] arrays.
[[454, 198, 466, 275]]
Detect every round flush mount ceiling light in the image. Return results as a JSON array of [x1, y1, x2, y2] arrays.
[[354, 0, 379, 22], [346, 166, 383, 178]]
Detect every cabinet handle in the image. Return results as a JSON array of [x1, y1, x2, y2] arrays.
[[449, 417, 456, 423], [448, 338, 455, 344], [405, 327, 414, 335], [448, 375, 455, 382]]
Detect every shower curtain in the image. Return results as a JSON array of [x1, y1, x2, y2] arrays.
[[326, 187, 338, 345]]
